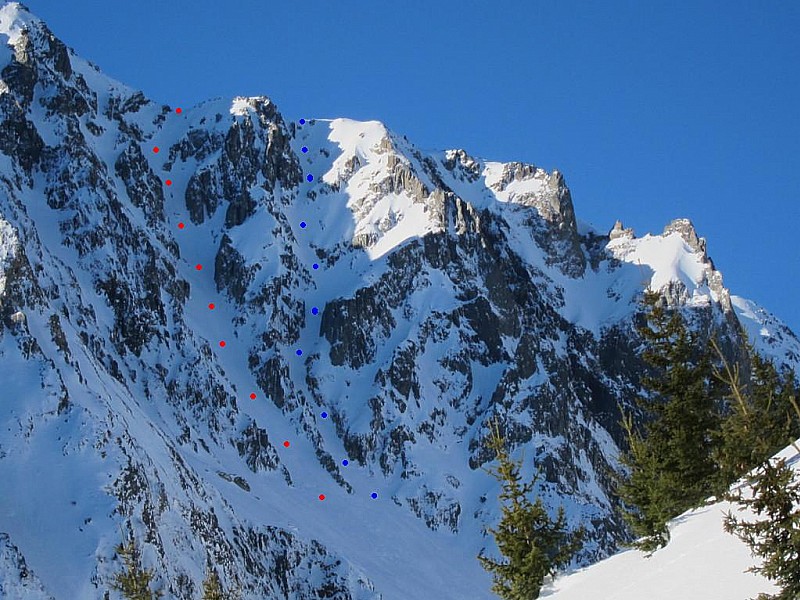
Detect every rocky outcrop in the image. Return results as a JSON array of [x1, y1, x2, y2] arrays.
[[662, 218, 732, 311], [0, 533, 54, 600], [609, 219, 634, 240], [663, 218, 707, 259], [484, 163, 586, 276], [185, 96, 302, 227]]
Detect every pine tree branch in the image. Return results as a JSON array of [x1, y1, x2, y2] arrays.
[[710, 338, 748, 416], [788, 395, 800, 455]]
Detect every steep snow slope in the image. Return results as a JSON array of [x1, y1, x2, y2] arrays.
[[732, 295, 800, 368], [543, 442, 800, 600], [1, 2, 799, 598]]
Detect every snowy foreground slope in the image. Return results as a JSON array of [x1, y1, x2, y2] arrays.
[[1, 2, 800, 598], [544, 443, 800, 600]]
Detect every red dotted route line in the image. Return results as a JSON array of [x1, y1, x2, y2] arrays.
[[153, 107, 379, 502], [157, 106, 260, 401]]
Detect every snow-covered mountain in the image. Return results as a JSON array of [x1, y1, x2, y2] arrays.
[[0, 3, 798, 598]]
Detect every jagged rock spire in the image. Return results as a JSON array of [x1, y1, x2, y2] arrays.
[[609, 220, 634, 240]]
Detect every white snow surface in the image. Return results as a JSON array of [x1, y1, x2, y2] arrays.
[[544, 442, 800, 600], [732, 295, 800, 371], [0, 2, 27, 45], [608, 234, 710, 303], [321, 117, 442, 259], [0, 217, 17, 297]]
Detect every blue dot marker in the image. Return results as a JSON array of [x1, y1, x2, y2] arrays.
[[306, 174, 314, 182], [312, 263, 319, 270], [299, 118, 306, 125], [342, 459, 349, 466], [321, 411, 328, 419], [296, 349, 303, 356], [301, 146, 308, 153], [371, 492, 378, 499], [311, 307, 319, 315], [300, 221, 307, 229]]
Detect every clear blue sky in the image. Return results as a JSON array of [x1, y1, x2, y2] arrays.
[[28, 0, 800, 333]]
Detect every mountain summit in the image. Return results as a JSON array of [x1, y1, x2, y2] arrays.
[[0, 3, 798, 598]]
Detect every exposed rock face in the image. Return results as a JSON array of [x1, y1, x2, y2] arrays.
[[184, 96, 302, 228], [664, 218, 707, 259], [660, 218, 732, 312], [0, 4, 799, 600], [609, 220, 634, 240], [0, 533, 54, 600]]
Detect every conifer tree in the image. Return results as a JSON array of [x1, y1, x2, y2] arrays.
[[111, 536, 163, 600], [724, 455, 800, 600], [478, 420, 583, 599], [617, 291, 720, 553], [723, 393, 800, 600], [201, 568, 225, 600], [617, 409, 673, 552], [713, 339, 800, 489]]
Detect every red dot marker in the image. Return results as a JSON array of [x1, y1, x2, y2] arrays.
[[208, 302, 215, 310], [283, 441, 290, 448], [165, 179, 172, 186], [249, 393, 256, 400], [219, 340, 226, 348], [318, 494, 326, 501], [195, 264, 202, 271], [178, 222, 185, 230], [153, 146, 160, 153], [175, 107, 182, 114]]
